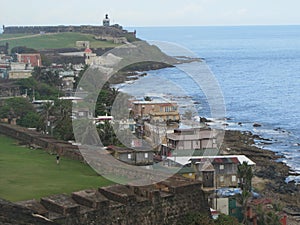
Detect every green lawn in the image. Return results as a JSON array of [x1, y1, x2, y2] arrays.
[[0, 135, 113, 202], [0, 32, 119, 51]]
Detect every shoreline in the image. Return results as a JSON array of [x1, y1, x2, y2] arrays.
[[221, 129, 300, 219]]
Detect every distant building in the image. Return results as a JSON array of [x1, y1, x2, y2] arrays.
[[161, 127, 219, 157], [107, 145, 154, 166], [32, 100, 54, 113], [131, 99, 180, 123], [17, 53, 42, 67], [75, 41, 90, 48], [84, 48, 97, 65], [8, 70, 32, 79], [8, 62, 32, 79], [165, 155, 255, 189], [0, 82, 21, 98], [103, 14, 110, 27]]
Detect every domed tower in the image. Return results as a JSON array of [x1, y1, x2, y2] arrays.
[[103, 14, 110, 27]]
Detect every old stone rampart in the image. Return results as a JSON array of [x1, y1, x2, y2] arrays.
[[3, 25, 126, 37], [0, 123, 211, 224], [17, 176, 210, 225], [0, 123, 83, 161]]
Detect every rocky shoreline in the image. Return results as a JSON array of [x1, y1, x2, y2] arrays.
[[221, 129, 300, 221]]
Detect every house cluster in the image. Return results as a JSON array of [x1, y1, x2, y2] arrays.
[[0, 52, 42, 79], [102, 95, 263, 222]]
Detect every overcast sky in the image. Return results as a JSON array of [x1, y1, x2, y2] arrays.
[[1, 0, 300, 27]]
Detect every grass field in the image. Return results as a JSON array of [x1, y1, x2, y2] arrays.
[[0, 32, 119, 51], [0, 135, 113, 202]]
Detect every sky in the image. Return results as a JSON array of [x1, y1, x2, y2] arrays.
[[1, 0, 300, 27]]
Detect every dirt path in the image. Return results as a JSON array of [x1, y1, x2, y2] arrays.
[[0, 33, 55, 41]]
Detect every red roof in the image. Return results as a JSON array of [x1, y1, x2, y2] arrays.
[[18, 53, 42, 67], [212, 157, 239, 164], [84, 48, 92, 53]]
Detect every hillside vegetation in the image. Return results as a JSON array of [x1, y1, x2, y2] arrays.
[[0, 32, 119, 51]]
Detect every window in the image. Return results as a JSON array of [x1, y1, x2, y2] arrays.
[[128, 154, 132, 159], [232, 175, 237, 182], [219, 176, 224, 182], [219, 164, 224, 170], [145, 153, 148, 158]]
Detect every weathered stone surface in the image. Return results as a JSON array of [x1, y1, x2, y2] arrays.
[[72, 189, 109, 209], [41, 194, 80, 216], [0, 198, 57, 225], [14, 176, 210, 225]]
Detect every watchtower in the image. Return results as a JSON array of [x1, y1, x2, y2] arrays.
[[103, 14, 110, 27]]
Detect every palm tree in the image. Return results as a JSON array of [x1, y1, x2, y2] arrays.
[[238, 161, 253, 192], [237, 190, 251, 224], [41, 101, 54, 134]]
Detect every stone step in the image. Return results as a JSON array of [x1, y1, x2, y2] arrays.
[[41, 194, 80, 216], [72, 189, 109, 209], [16, 199, 48, 216], [98, 185, 137, 204]]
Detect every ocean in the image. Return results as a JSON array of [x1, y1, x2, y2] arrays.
[[119, 25, 300, 183]]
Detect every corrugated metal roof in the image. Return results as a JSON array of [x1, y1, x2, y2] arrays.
[[212, 157, 239, 164], [167, 155, 255, 166]]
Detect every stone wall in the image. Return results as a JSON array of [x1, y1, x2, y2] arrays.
[[0, 123, 211, 224], [0, 123, 84, 161], [17, 176, 210, 225], [3, 25, 127, 37]]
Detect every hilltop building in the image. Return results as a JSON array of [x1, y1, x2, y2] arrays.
[[103, 14, 110, 27]]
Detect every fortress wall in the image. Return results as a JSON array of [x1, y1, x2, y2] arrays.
[[18, 177, 210, 225], [0, 123, 84, 161], [0, 123, 211, 224], [3, 25, 127, 37]]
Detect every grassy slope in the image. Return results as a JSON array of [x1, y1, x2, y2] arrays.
[[0, 135, 112, 202], [0, 32, 118, 51]]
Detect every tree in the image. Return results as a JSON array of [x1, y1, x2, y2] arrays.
[[51, 99, 74, 140], [214, 214, 240, 225], [179, 212, 240, 225], [0, 97, 38, 125], [11, 46, 37, 54], [97, 121, 121, 146], [255, 203, 283, 225], [236, 190, 251, 224], [178, 212, 213, 225], [38, 101, 54, 133], [238, 161, 253, 192], [18, 111, 40, 128]]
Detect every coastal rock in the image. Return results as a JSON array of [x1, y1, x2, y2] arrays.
[[221, 129, 300, 216], [253, 123, 262, 127]]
